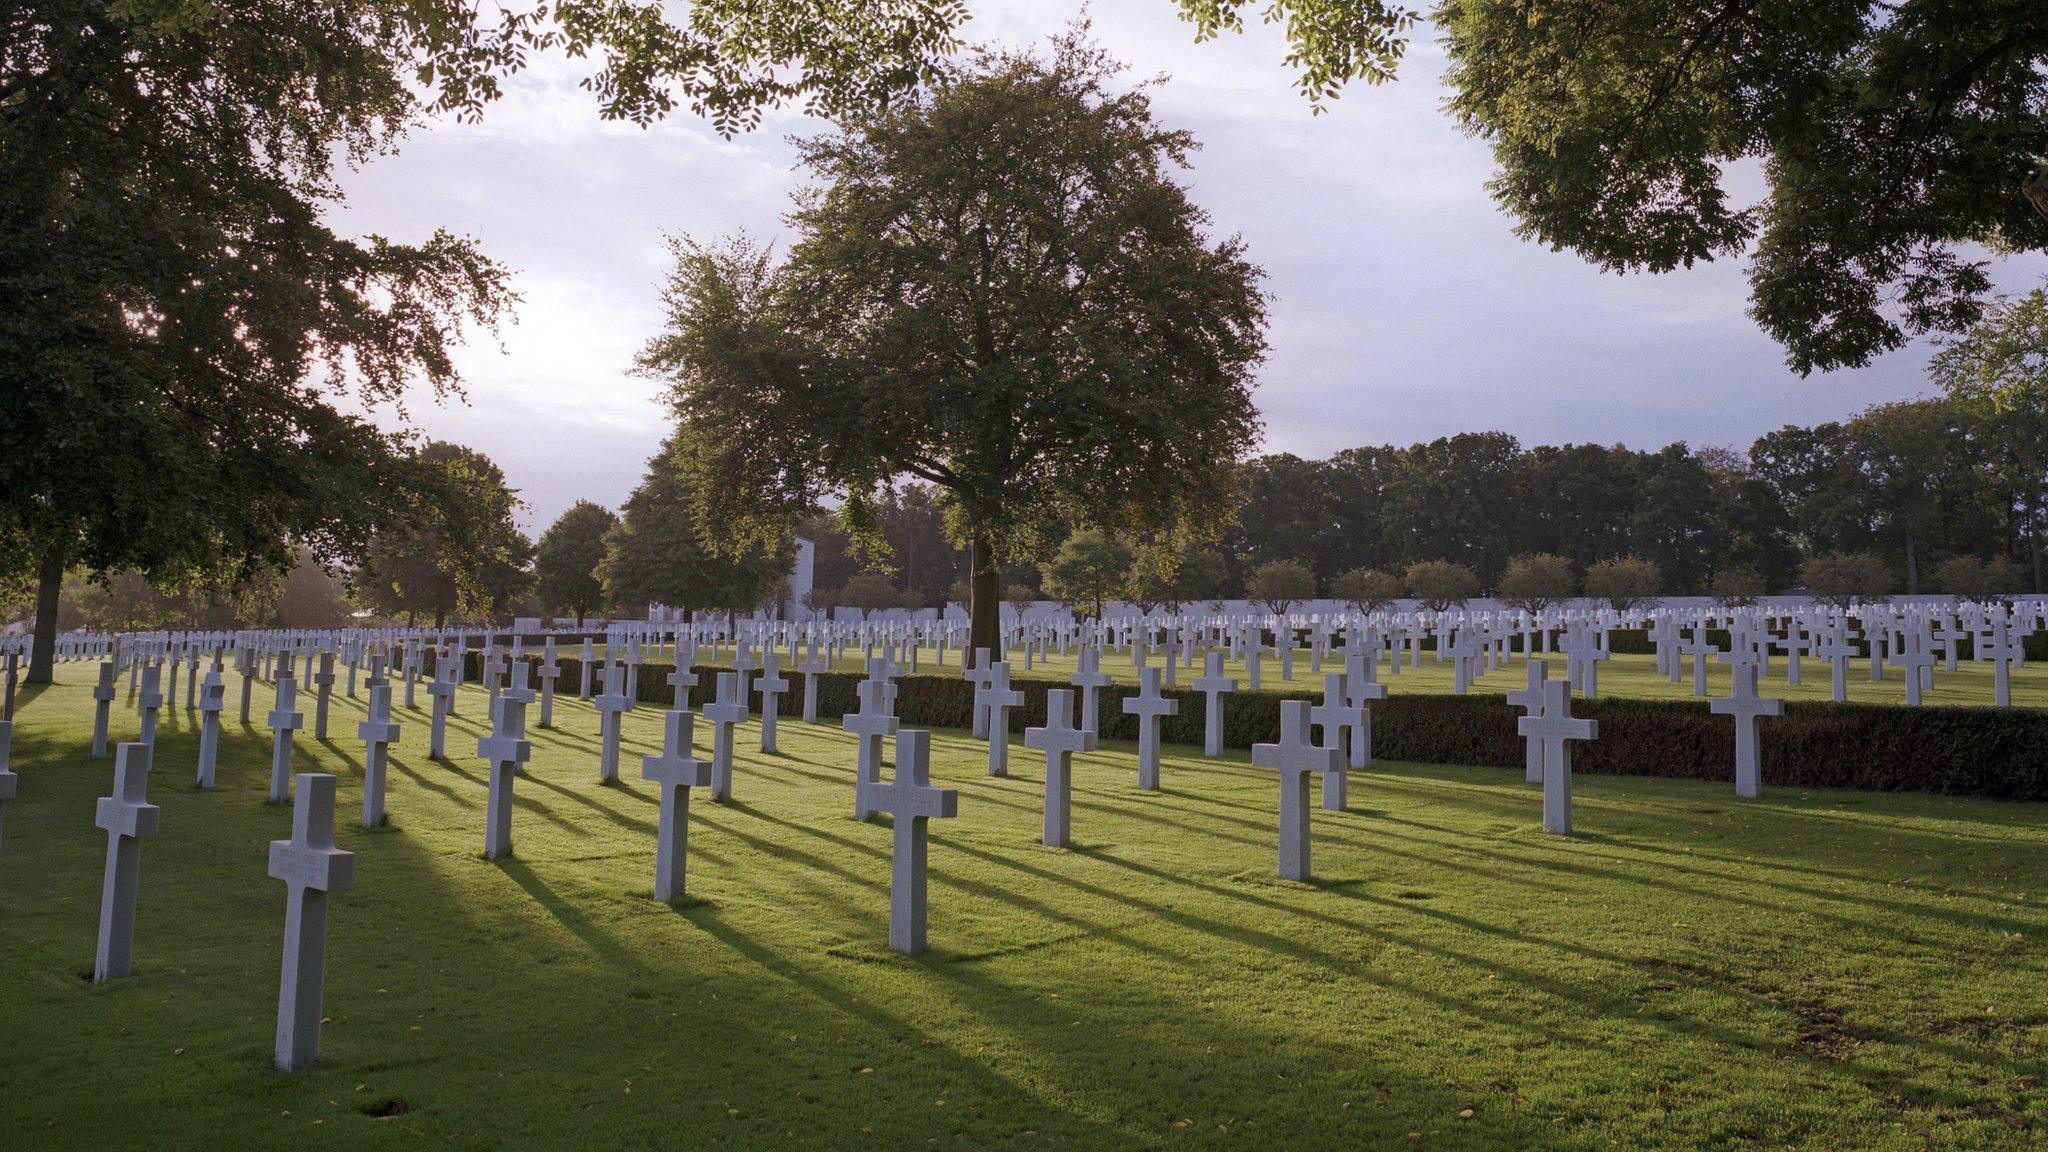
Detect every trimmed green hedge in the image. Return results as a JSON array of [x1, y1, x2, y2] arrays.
[[469, 655, 2048, 801]]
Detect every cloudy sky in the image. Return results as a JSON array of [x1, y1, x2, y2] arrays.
[[334, 4, 2046, 534]]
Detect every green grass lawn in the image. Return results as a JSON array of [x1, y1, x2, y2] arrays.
[[690, 642, 2048, 709], [2, 667, 2043, 1150]]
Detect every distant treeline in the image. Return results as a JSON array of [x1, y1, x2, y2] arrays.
[[807, 395, 2046, 608]]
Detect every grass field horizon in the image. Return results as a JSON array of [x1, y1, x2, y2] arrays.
[[2, 667, 2043, 1149]]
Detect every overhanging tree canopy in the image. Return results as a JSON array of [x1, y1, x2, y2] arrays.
[[1439, 1, 2048, 374], [634, 33, 1268, 656], [1, 1, 514, 681]]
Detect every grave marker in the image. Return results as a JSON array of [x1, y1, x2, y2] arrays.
[[1251, 701, 1342, 881], [858, 729, 958, 955], [266, 671, 304, 803], [94, 743, 160, 984], [194, 672, 224, 788], [269, 773, 354, 1071], [702, 671, 747, 801], [641, 711, 713, 901], [1024, 688, 1095, 847], [1120, 667, 1178, 790], [358, 683, 401, 826]]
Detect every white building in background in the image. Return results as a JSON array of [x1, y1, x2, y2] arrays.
[[646, 536, 814, 623]]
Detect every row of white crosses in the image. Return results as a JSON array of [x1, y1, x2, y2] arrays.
[[18, 596, 2039, 1016]]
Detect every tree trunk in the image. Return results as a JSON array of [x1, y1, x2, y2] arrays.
[[968, 536, 1000, 666], [27, 546, 64, 685], [1904, 532, 1919, 595]]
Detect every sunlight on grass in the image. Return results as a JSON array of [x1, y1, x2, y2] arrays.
[[1, 665, 2042, 1150]]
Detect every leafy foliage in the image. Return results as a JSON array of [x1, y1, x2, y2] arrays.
[[635, 33, 1266, 653], [1583, 555, 1663, 611], [1331, 566, 1403, 614], [535, 501, 620, 624], [1439, 1, 2048, 373], [597, 436, 791, 620], [1402, 559, 1479, 612], [1, 1, 514, 678], [1244, 558, 1316, 614], [1802, 550, 1898, 608], [1041, 529, 1134, 620], [1496, 552, 1576, 613], [358, 442, 532, 628]]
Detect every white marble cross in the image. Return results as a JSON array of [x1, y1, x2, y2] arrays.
[[1505, 659, 1549, 784], [1251, 701, 1342, 881], [666, 659, 698, 711], [1307, 672, 1361, 811], [1341, 653, 1387, 770], [1120, 666, 1178, 790], [1814, 629, 1856, 703], [267, 670, 304, 803], [136, 662, 165, 747], [358, 683, 401, 827], [269, 772, 354, 1071], [594, 661, 632, 784], [1981, 612, 2023, 708], [1070, 646, 1113, 735], [858, 729, 958, 955], [1191, 651, 1237, 757], [477, 677, 533, 860], [962, 649, 996, 738], [1710, 665, 1782, 799], [1242, 631, 1267, 690], [537, 640, 562, 728], [240, 648, 259, 723], [0, 719, 15, 849], [427, 652, 460, 759], [1025, 688, 1096, 847], [975, 661, 1025, 777], [194, 671, 225, 789], [798, 647, 829, 723], [312, 649, 337, 739], [1896, 631, 1937, 706], [1680, 627, 1716, 696], [641, 711, 713, 902], [702, 670, 747, 801], [94, 742, 161, 983], [754, 652, 790, 753], [844, 679, 899, 821], [1517, 680, 1597, 836]]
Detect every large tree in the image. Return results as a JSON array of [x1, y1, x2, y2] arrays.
[[1, 2, 513, 681], [534, 500, 620, 625], [1041, 529, 1134, 620], [1931, 287, 2048, 591], [597, 437, 791, 621], [358, 442, 532, 628], [636, 34, 1267, 657], [1440, 2, 2048, 374]]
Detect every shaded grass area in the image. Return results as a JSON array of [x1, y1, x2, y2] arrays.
[[1, 668, 2043, 1150]]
